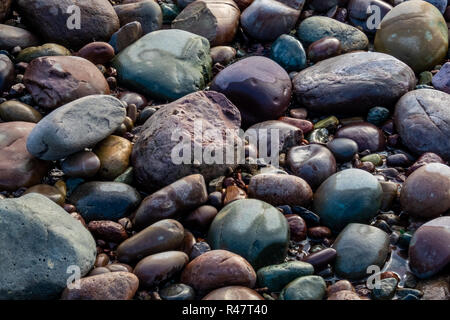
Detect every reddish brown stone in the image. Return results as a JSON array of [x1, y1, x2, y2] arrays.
[[87, 220, 129, 243], [307, 37, 342, 63], [278, 116, 313, 134], [285, 214, 307, 241], [77, 42, 115, 65], [223, 185, 247, 206]]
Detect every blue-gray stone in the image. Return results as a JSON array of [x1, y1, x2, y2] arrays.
[[279, 275, 326, 300], [270, 34, 307, 72], [257, 261, 314, 292]]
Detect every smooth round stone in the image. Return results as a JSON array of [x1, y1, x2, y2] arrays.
[[69, 181, 141, 222], [307, 37, 342, 63], [179, 230, 197, 256], [240, 0, 300, 42], [61, 151, 101, 178], [172, 0, 240, 46], [93, 135, 132, 180], [181, 250, 256, 294], [161, 2, 180, 24], [0, 100, 42, 123], [278, 117, 313, 134], [95, 253, 110, 267], [298, 16, 368, 53], [133, 251, 189, 288], [279, 275, 326, 300], [314, 169, 383, 233], [106, 263, 133, 273], [361, 153, 383, 166], [203, 286, 264, 300], [248, 173, 313, 207], [270, 34, 307, 72], [394, 89, 450, 160], [112, 29, 211, 101], [61, 272, 139, 300], [347, 0, 392, 34], [114, 0, 162, 35], [87, 220, 128, 244], [286, 144, 337, 189], [374, 1, 449, 73], [23, 56, 110, 110], [366, 106, 390, 126], [328, 290, 362, 300], [400, 163, 450, 219], [190, 241, 212, 260], [302, 248, 337, 270], [0, 54, 14, 93], [109, 21, 143, 54], [118, 91, 147, 109], [327, 280, 355, 296], [0, 24, 39, 51], [183, 205, 218, 232], [160, 283, 195, 300], [16, 0, 120, 49], [326, 138, 358, 162], [210, 46, 236, 65], [210, 56, 292, 127], [207, 199, 289, 270], [432, 62, 450, 93], [285, 214, 307, 241], [289, 108, 307, 119], [89, 267, 111, 276], [16, 43, 71, 63], [117, 219, 185, 264], [407, 152, 445, 175], [409, 216, 450, 279], [0, 122, 48, 191], [332, 223, 390, 280], [256, 261, 314, 292], [77, 42, 115, 65], [23, 184, 65, 206], [335, 122, 385, 152]]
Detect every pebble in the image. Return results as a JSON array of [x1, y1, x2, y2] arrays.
[[327, 280, 355, 296], [302, 248, 337, 270], [77, 42, 115, 65], [109, 21, 143, 54], [335, 122, 386, 152], [326, 138, 358, 162], [114, 1, 162, 35], [0, 100, 42, 123], [307, 37, 342, 63], [16, 43, 71, 63], [279, 275, 327, 300], [270, 34, 307, 72], [278, 117, 313, 134], [0, 24, 39, 51], [432, 62, 450, 93], [407, 152, 445, 175], [207, 199, 289, 269], [210, 46, 237, 65], [285, 214, 307, 241], [160, 283, 195, 301], [87, 220, 128, 244], [257, 261, 314, 292], [61, 151, 101, 179], [23, 184, 65, 206], [416, 275, 450, 300], [0, 54, 14, 92], [327, 290, 362, 300], [372, 277, 398, 300], [203, 286, 264, 300], [93, 135, 132, 180]]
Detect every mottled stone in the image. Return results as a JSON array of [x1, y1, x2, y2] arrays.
[[17, 43, 71, 63], [88, 220, 128, 244]]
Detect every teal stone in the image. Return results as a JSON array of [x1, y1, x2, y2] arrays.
[[279, 275, 326, 300], [297, 16, 369, 53], [332, 223, 390, 280], [112, 29, 212, 101], [313, 169, 383, 233], [161, 2, 180, 24], [270, 34, 307, 72], [207, 199, 290, 270], [257, 261, 314, 292], [366, 107, 390, 126]]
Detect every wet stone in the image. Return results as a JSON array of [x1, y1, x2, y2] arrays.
[[203, 286, 264, 300], [23, 184, 65, 206], [257, 261, 314, 292], [114, 0, 162, 35], [335, 122, 386, 153], [109, 21, 143, 54], [0, 24, 39, 51], [17, 43, 71, 63], [87, 220, 129, 244], [160, 283, 195, 301], [279, 275, 327, 300], [432, 62, 450, 93], [307, 37, 342, 63], [0, 100, 42, 123], [61, 151, 101, 179], [77, 42, 115, 65], [210, 46, 237, 65], [326, 138, 358, 162], [285, 214, 307, 241], [0, 54, 14, 93], [270, 34, 307, 72], [93, 135, 132, 180]]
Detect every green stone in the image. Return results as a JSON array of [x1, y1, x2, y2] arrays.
[[361, 154, 383, 166], [314, 116, 339, 130], [419, 71, 433, 85], [270, 34, 307, 72], [366, 107, 390, 126], [207, 199, 289, 270], [16, 43, 71, 63], [161, 2, 180, 24], [279, 275, 326, 300], [112, 29, 212, 101], [257, 261, 314, 292]]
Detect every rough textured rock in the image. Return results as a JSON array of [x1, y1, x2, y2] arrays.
[[0, 194, 96, 299], [131, 91, 242, 191], [293, 51, 416, 114], [26, 95, 126, 161]]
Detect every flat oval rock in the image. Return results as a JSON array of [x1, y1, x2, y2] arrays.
[[334, 122, 386, 152]]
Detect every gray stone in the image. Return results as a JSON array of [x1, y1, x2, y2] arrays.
[[109, 21, 143, 54], [279, 275, 326, 300], [432, 62, 450, 94], [257, 261, 314, 292], [114, 1, 162, 35], [0, 24, 39, 51], [372, 277, 398, 300]]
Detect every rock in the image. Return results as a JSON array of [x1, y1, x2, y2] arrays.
[[409, 216, 450, 279], [131, 91, 242, 190], [400, 163, 450, 219], [285, 214, 307, 241], [335, 122, 385, 152], [248, 173, 313, 207], [326, 138, 358, 162], [26, 95, 126, 160], [0, 100, 42, 123], [109, 21, 143, 54], [0, 54, 14, 93], [76, 42, 115, 65], [203, 286, 264, 300], [374, 0, 448, 73], [87, 220, 128, 243], [278, 117, 313, 134], [257, 261, 314, 292], [160, 283, 195, 300], [180, 250, 257, 294], [279, 275, 326, 300], [286, 144, 336, 189], [297, 16, 368, 53], [290, 108, 307, 119], [210, 56, 292, 127], [133, 251, 189, 287], [333, 223, 390, 280], [172, 0, 240, 46], [114, 0, 162, 35], [240, 0, 300, 42], [210, 46, 236, 65], [207, 199, 290, 269], [0, 0, 12, 22], [93, 135, 132, 180], [347, 0, 392, 34], [394, 89, 450, 160], [24, 56, 110, 110], [133, 174, 208, 230], [416, 275, 450, 300], [372, 277, 398, 300], [0, 122, 48, 191], [112, 29, 211, 100], [270, 34, 307, 72], [17, 0, 120, 49], [61, 272, 138, 300], [314, 169, 383, 233], [23, 184, 65, 206], [293, 51, 415, 114], [307, 37, 342, 63], [302, 248, 337, 270], [310, 0, 337, 11], [183, 205, 218, 232], [327, 280, 355, 296], [328, 290, 362, 300], [117, 219, 185, 264], [0, 24, 39, 51], [407, 152, 445, 175], [69, 182, 141, 222], [223, 185, 247, 205], [0, 194, 96, 299], [432, 62, 450, 93], [17, 43, 71, 63], [424, 0, 448, 14], [61, 151, 101, 178]]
